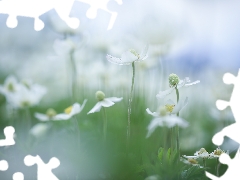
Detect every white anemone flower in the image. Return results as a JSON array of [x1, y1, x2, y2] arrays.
[[0, 76, 47, 108], [209, 147, 229, 159], [156, 75, 200, 99], [183, 148, 211, 159], [180, 157, 202, 167], [106, 45, 148, 65], [88, 91, 122, 114], [146, 100, 189, 138], [35, 100, 87, 121], [7, 83, 47, 109], [0, 75, 21, 96]]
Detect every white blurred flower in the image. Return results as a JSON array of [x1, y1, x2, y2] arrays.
[[146, 104, 188, 138], [106, 45, 148, 65], [183, 148, 210, 159], [180, 157, 202, 167], [0, 76, 47, 109], [156, 76, 200, 99], [88, 91, 122, 114], [35, 100, 87, 121], [30, 123, 51, 138], [0, 75, 20, 96]]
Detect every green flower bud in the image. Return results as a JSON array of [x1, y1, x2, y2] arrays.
[[169, 73, 180, 87], [96, 91, 105, 101], [46, 108, 57, 118]]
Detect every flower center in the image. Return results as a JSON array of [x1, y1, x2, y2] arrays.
[[7, 83, 15, 92], [64, 106, 73, 114], [46, 108, 57, 118], [188, 158, 198, 164], [165, 104, 175, 113], [214, 148, 224, 156], [96, 91, 105, 101], [21, 101, 31, 108], [129, 49, 140, 59]]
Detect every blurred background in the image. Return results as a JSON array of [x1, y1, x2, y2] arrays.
[[0, 0, 239, 179]]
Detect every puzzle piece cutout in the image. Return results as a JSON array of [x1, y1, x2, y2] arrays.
[[0, 126, 15, 147], [0, 0, 122, 31], [206, 69, 240, 179], [77, 0, 122, 30], [0, 160, 8, 171], [206, 149, 240, 180], [24, 155, 60, 180]]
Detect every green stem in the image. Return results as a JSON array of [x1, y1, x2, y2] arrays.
[[69, 49, 77, 103], [103, 107, 107, 142], [127, 62, 135, 146], [175, 87, 180, 153]]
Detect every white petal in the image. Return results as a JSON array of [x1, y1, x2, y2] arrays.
[[69, 103, 81, 116], [34, 113, 50, 121], [185, 80, 200, 87], [53, 114, 71, 120], [139, 44, 149, 60], [121, 50, 138, 63], [164, 116, 189, 128], [171, 97, 188, 114], [146, 108, 159, 117], [87, 102, 102, 114], [106, 97, 123, 102], [165, 99, 175, 105], [156, 88, 174, 99], [146, 118, 164, 138], [106, 54, 131, 65], [100, 99, 115, 107]]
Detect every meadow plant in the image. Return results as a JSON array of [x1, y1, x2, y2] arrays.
[[106, 45, 148, 144], [88, 90, 122, 141]]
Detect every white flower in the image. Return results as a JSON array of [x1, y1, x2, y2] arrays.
[[0, 75, 20, 96], [106, 45, 148, 65], [35, 100, 87, 121], [156, 77, 200, 99], [180, 157, 202, 167], [183, 148, 211, 159], [0, 76, 47, 108], [146, 101, 189, 138], [209, 147, 229, 159], [88, 91, 122, 114], [29, 123, 51, 138]]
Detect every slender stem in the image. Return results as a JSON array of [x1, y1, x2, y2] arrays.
[[175, 87, 180, 153], [127, 62, 135, 146], [69, 49, 77, 103], [103, 107, 107, 142]]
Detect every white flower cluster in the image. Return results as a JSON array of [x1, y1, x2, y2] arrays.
[[0, 75, 47, 109], [181, 147, 229, 166]]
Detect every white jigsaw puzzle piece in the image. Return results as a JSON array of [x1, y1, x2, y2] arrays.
[[77, 0, 122, 30], [0, 0, 79, 31], [207, 69, 240, 179], [24, 155, 60, 180], [12, 172, 24, 180], [0, 160, 8, 171], [0, 126, 15, 146], [206, 147, 240, 180]]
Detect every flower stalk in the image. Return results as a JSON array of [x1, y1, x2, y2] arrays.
[[103, 107, 107, 142], [127, 62, 135, 145], [175, 87, 180, 153]]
